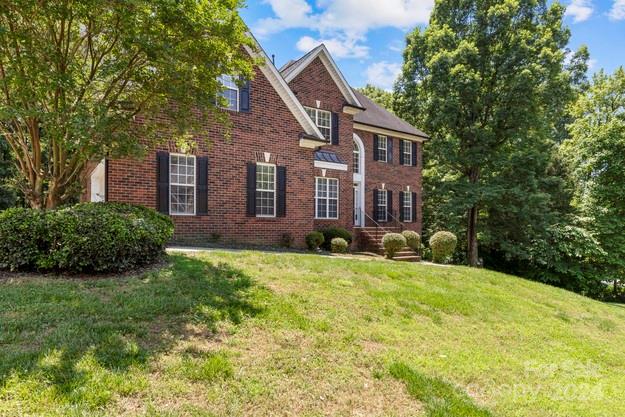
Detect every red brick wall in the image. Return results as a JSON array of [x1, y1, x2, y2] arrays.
[[106, 65, 320, 247], [354, 129, 423, 235], [288, 57, 354, 232]]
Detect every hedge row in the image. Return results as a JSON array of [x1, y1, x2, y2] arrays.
[[0, 203, 174, 274]]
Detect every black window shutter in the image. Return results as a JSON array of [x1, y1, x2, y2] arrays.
[[399, 191, 405, 222], [373, 135, 379, 161], [156, 151, 169, 214], [373, 190, 379, 221], [277, 166, 287, 217], [399, 140, 405, 165], [412, 142, 417, 167], [387, 190, 393, 221], [331, 112, 339, 145], [240, 80, 251, 112], [387, 138, 393, 163], [412, 192, 417, 224], [246, 163, 256, 216], [196, 156, 209, 215]]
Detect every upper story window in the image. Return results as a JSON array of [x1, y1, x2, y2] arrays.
[[402, 140, 413, 166], [378, 135, 388, 162], [255, 163, 276, 217], [305, 107, 332, 141], [403, 192, 413, 222], [170, 154, 196, 215], [218, 75, 239, 111], [353, 140, 360, 173], [315, 177, 339, 219]]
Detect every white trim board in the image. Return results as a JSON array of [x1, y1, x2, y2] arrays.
[[314, 160, 348, 171], [354, 122, 427, 142]]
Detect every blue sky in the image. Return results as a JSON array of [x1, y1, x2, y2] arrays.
[[240, 0, 625, 90]]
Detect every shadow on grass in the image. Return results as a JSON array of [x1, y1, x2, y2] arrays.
[[390, 362, 493, 417], [0, 254, 263, 409]]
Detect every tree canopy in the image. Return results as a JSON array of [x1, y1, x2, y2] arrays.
[[0, 0, 254, 208], [356, 84, 394, 113]]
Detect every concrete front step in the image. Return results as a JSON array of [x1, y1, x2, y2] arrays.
[[392, 255, 421, 262]]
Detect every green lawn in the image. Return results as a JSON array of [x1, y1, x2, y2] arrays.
[[1, 251, 624, 416]]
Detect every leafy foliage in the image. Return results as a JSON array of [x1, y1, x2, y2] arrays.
[[402, 230, 421, 251], [319, 227, 352, 251], [330, 237, 348, 253], [396, 0, 577, 266], [305, 231, 325, 251], [429, 232, 458, 264], [382, 233, 407, 259], [0, 138, 16, 209], [0, 203, 173, 273], [562, 68, 625, 287], [0, 0, 254, 208]]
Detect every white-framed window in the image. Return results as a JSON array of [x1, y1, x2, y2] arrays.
[[170, 154, 196, 215], [218, 75, 239, 111], [305, 107, 332, 141], [315, 177, 339, 219], [377, 189, 387, 222], [255, 163, 276, 217], [402, 140, 413, 166], [378, 135, 388, 162], [353, 140, 360, 173], [403, 192, 412, 222]]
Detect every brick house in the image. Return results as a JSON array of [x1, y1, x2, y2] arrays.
[[87, 41, 429, 250]]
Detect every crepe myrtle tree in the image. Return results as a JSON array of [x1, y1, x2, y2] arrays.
[[0, 0, 255, 209]]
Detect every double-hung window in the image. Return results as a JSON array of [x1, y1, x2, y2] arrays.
[[218, 75, 239, 111], [403, 192, 413, 222], [402, 140, 413, 166], [170, 154, 196, 215], [255, 163, 276, 217], [305, 107, 332, 141], [315, 177, 339, 219], [378, 135, 388, 162], [377, 190, 388, 222]]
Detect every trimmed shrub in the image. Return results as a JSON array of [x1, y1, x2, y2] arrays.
[[382, 233, 406, 259], [319, 227, 352, 251], [429, 231, 458, 263], [0, 203, 174, 274], [330, 237, 349, 253], [402, 230, 421, 252], [0, 208, 48, 271], [305, 231, 325, 251]]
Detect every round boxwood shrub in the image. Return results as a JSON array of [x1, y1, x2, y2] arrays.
[[305, 231, 325, 251], [401, 230, 421, 252], [330, 237, 349, 253], [382, 233, 406, 259], [319, 227, 352, 251], [0, 203, 174, 274], [429, 231, 457, 263]]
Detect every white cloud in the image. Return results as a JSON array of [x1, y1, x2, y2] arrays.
[[296, 35, 369, 58], [609, 0, 625, 20], [255, 0, 433, 58], [565, 0, 594, 22], [365, 61, 402, 91]]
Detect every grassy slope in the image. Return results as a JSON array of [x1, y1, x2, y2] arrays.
[[1, 251, 624, 417]]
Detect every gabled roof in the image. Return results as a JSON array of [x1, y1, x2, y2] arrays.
[[244, 34, 325, 142], [280, 44, 363, 109], [352, 90, 429, 140]]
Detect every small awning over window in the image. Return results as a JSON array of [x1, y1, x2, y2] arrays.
[[314, 150, 348, 171]]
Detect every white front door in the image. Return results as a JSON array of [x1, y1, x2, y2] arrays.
[[354, 184, 361, 226]]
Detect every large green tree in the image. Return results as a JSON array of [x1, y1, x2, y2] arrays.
[[0, 0, 254, 209], [396, 0, 575, 266], [356, 84, 394, 113], [562, 68, 625, 292]]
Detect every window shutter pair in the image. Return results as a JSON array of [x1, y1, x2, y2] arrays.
[[156, 151, 208, 215], [398, 191, 418, 222], [331, 112, 339, 145], [399, 140, 417, 166], [246, 163, 286, 217]]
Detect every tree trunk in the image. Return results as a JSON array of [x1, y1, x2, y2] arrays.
[[467, 204, 479, 267]]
